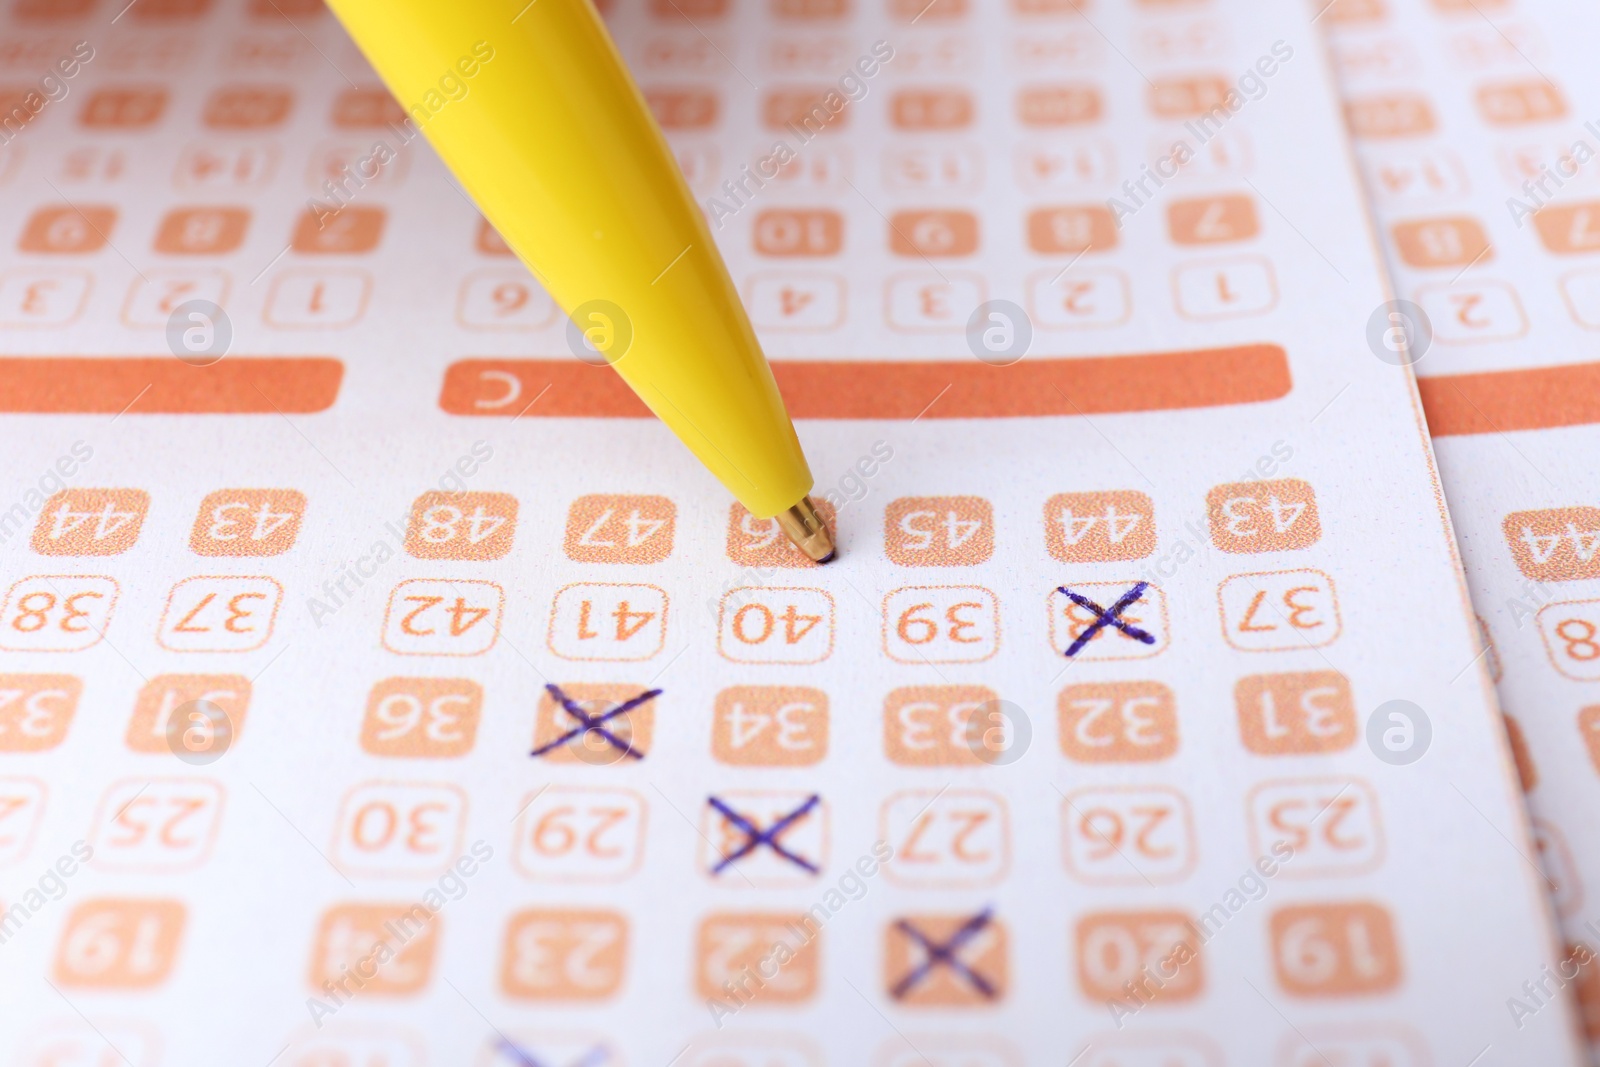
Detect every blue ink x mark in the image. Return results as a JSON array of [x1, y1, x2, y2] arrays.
[[530, 683, 660, 760], [493, 1038, 611, 1067], [707, 794, 821, 874], [1057, 581, 1156, 657], [890, 907, 998, 1000]]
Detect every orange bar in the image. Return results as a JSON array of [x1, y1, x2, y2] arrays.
[[0, 357, 342, 414], [439, 344, 1291, 419], [1418, 362, 1600, 436]]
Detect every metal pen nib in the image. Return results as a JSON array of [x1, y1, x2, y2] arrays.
[[775, 495, 836, 564]]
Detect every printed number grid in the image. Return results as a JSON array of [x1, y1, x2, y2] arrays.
[[1328, 0, 1600, 1054], [0, 0, 1585, 1065]]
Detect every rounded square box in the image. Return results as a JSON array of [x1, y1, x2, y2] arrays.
[[696, 912, 819, 1004], [1502, 506, 1600, 581], [153, 207, 250, 254], [32, 489, 149, 556], [885, 496, 994, 565], [503, 908, 628, 1000], [456, 267, 556, 330], [720, 587, 834, 664], [0, 674, 81, 752], [291, 204, 386, 254], [885, 585, 998, 663], [1234, 671, 1356, 755], [331, 781, 467, 878], [1247, 776, 1384, 878], [1062, 785, 1195, 886], [1172, 256, 1277, 320], [1048, 581, 1166, 661], [1058, 681, 1179, 763], [19, 205, 117, 254], [1217, 569, 1341, 652], [310, 902, 438, 996], [1268, 901, 1402, 997], [89, 777, 225, 873], [383, 578, 503, 657], [190, 489, 306, 556], [881, 789, 1009, 888], [55, 899, 186, 989], [407, 490, 518, 561], [1390, 215, 1492, 267], [513, 786, 647, 882], [1167, 194, 1259, 245], [0, 575, 119, 652], [549, 583, 668, 662], [713, 686, 828, 766], [1075, 910, 1202, 1004], [885, 911, 1007, 1005], [726, 501, 836, 569], [158, 575, 282, 653], [126, 673, 250, 753], [563, 494, 675, 564], [361, 677, 481, 758], [889, 210, 978, 257], [1045, 491, 1155, 563], [1207, 479, 1321, 553], [883, 685, 1001, 766], [264, 268, 372, 327]]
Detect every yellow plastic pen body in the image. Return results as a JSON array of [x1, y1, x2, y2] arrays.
[[325, 0, 814, 518]]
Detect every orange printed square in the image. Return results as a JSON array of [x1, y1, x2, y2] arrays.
[[153, 207, 250, 255], [1148, 75, 1232, 119], [890, 210, 979, 257], [1045, 491, 1155, 562], [1533, 203, 1600, 255], [1503, 507, 1600, 581], [406, 491, 519, 561], [533, 683, 657, 765], [1075, 910, 1202, 1003], [1207, 479, 1320, 553], [1344, 94, 1436, 138], [754, 209, 844, 256], [1027, 206, 1118, 254], [644, 88, 719, 130], [80, 87, 167, 129], [362, 678, 482, 758], [891, 89, 973, 131], [0, 674, 81, 752], [712, 686, 828, 765], [190, 489, 306, 556], [309, 903, 438, 995], [32, 489, 149, 555], [1235, 671, 1356, 755], [19, 206, 117, 254], [885, 911, 1007, 1005], [1017, 85, 1101, 127], [1058, 681, 1178, 762], [332, 87, 406, 128], [1475, 81, 1566, 126], [126, 674, 250, 754], [1391, 217, 1492, 268], [563, 494, 675, 564], [203, 85, 293, 129], [1167, 195, 1259, 245], [55, 899, 186, 988], [883, 685, 1000, 766], [292, 205, 386, 254], [885, 496, 993, 566], [726, 500, 836, 568], [696, 912, 819, 1003], [502, 908, 628, 999], [1269, 902, 1402, 996], [762, 88, 849, 132]]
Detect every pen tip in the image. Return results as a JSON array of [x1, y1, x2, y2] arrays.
[[775, 496, 836, 564]]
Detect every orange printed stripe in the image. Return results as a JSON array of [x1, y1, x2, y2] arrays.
[[0, 358, 342, 414], [439, 344, 1291, 419], [1418, 362, 1600, 436]]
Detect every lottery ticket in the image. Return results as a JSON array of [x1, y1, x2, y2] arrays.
[[0, 0, 1584, 1064], [1326, 0, 1600, 1054]]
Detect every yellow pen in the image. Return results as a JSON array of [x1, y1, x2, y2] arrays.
[[324, 0, 835, 562]]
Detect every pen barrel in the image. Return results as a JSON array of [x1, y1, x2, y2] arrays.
[[326, 0, 814, 517]]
